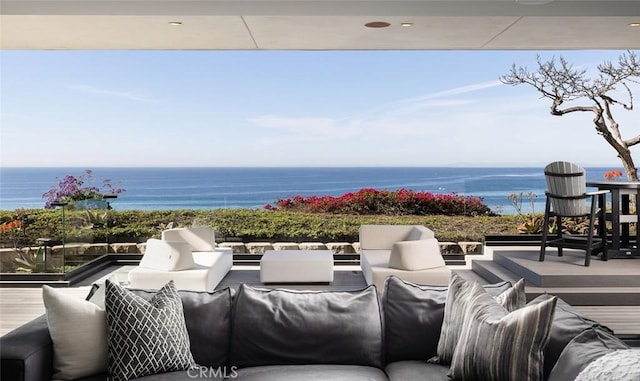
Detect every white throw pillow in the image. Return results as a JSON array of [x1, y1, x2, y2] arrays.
[[42, 285, 108, 380], [388, 238, 445, 270], [161, 227, 216, 252], [139, 238, 195, 271], [574, 349, 640, 381]]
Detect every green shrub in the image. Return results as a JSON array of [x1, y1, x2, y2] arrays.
[[0, 208, 520, 247]]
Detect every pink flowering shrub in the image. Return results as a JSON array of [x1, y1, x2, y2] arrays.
[[42, 169, 125, 209], [265, 188, 494, 216]]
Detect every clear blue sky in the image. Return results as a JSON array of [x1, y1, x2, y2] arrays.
[[1, 49, 637, 167]]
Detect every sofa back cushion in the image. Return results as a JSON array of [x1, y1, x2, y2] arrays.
[[527, 294, 615, 380], [139, 238, 195, 271], [388, 239, 445, 271], [128, 287, 232, 368], [382, 275, 512, 363], [547, 326, 630, 381], [162, 227, 216, 252], [360, 225, 431, 250], [230, 284, 383, 368], [406, 226, 435, 241]]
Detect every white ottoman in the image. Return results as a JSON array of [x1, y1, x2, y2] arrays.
[[260, 250, 334, 283]]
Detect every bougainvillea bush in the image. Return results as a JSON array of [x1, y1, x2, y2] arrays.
[[264, 188, 494, 216], [42, 170, 125, 209]]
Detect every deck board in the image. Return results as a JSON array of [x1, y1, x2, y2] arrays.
[[2, 261, 639, 341]]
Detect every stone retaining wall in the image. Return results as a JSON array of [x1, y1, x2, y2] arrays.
[[0, 240, 483, 272]]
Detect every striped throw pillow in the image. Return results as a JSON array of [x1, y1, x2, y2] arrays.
[[429, 274, 526, 364], [448, 282, 557, 381]]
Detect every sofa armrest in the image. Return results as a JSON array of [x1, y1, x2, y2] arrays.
[[0, 315, 54, 381]]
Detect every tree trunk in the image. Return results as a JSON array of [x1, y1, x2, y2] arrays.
[[619, 151, 638, 181]]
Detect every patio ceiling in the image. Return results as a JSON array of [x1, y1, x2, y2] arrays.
[[1, 0, 639, 50]]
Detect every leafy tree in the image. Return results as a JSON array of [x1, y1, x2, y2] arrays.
[[501, 51, 640, 180]]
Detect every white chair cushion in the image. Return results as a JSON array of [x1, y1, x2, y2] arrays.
[[161, 227, 216, 252], [388, 239, 445, 271], [139, 239, 195, 271]]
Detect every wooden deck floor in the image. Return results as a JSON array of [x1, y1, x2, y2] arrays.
[[1, 262, 639, 343]]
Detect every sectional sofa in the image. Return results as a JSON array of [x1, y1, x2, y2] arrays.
[[1, 275, 634, 381]]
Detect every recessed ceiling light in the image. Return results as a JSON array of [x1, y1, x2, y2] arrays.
[[630, 22, 640, 27], [365, 21, 391, 28], [401, 23, 414, 27], [516, 0, 555, 4], [168, 21, 183, 26]]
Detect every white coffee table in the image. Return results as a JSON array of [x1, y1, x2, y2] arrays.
[[260, 250, 334, 283]]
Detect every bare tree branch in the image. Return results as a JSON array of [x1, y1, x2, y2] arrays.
[[501, 50, 640, 180]]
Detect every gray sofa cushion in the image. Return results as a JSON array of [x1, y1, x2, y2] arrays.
[[547, 326, 630, 381], [230, 284, 383, 368], [233, 365, 388, 381], [128, 287, 232, 368], [381, 275, 511, 362], [74, 369, 226, 380], [527, 294, 613, 380], [385, 361, 450, 381]]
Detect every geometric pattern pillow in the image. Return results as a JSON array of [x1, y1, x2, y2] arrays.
[[449, 282, 557, 381], [105, 280, 196, 381], [429, 274, 526, 364]]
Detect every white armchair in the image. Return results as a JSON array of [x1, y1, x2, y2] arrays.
[[128, 227, 232, 292], [359, 225, 451, 291]]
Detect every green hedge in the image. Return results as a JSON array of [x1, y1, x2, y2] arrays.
[[0, 209, 522, 248]]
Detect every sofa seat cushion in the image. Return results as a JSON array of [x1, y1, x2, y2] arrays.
[[139, 239, 195, 271], [230, 284, 383, 368], [361, 250, 451, 291], [385, 361, 450, 381], [74, 369, 225, 380], [233, 365, 388, 381], [388, 239, 445, 271]]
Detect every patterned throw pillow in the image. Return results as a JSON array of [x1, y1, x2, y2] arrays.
[[429, 274, 526, 364], [448, 282, 557, 381], [105, 280, 196, 381]]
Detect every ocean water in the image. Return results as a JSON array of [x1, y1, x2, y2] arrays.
[[0, 167, 615, 215]]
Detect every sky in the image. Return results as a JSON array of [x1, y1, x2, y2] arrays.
[[1, 49, 638, 168]]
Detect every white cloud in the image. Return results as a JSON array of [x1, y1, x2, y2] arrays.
[[68, 85, 157, 102], [248, 115, 362, 145]]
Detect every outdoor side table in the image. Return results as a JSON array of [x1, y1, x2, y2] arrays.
[[260, 250, 334, 284]]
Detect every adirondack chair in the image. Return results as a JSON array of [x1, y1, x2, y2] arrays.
[[540, 161, 608, 266]]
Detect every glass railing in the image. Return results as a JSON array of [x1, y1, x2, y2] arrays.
[[0, 196, 117, 275]]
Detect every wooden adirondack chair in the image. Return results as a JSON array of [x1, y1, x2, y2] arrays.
[[540, 161, 608, 266]]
